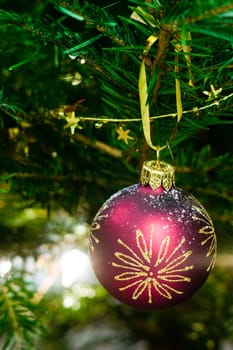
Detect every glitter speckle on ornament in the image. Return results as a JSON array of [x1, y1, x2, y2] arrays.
[[89, 161, 217, 309]]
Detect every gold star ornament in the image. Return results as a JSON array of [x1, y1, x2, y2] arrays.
[[64, 111, 82, 134], [116, 126, 134, 145], [203, 84, 222, 101]]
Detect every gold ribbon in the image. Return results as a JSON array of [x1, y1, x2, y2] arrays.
[[138, 34, 183, 157]]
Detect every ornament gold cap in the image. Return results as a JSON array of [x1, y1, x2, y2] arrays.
[[140, 160, 175, 191]]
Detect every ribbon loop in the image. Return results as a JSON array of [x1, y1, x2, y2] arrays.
[[139, 33, 185, 154], [138, 44, 166, 154]]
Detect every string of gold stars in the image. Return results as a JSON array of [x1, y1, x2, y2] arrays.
[[60, 90, 233, 128]]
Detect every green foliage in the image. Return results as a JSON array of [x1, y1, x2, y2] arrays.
[[0, 275, 43, 350]]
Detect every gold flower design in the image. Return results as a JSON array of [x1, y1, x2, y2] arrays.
[[89, 206, 109, 252], [192, 206, 217, 271], [112, 225, 193, 304]]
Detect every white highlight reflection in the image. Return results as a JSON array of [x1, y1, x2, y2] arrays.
[[0, 259, 12, 276], [61, 249, 91, 288]]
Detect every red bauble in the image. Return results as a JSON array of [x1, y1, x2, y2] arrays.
[[89, 161, 216, 309]]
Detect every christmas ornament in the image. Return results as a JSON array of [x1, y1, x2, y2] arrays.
[[89, 33, 216, 310], [89, 161, 216, 309]]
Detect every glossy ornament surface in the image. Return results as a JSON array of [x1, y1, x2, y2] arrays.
[[89, 162, 216, 309]]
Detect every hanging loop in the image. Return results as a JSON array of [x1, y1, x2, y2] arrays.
[[138, 33, 184, 154], [139, 57, 167, 153]]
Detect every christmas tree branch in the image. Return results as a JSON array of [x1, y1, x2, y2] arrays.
[[74, 133, 122, 158], [1, 286, 22, 350], [183, 2, 233, 25], [13, 173, 132, 188], [0, 279, 42, 350], [151, 27, 172, 105], [55, 1, 126, 47]]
